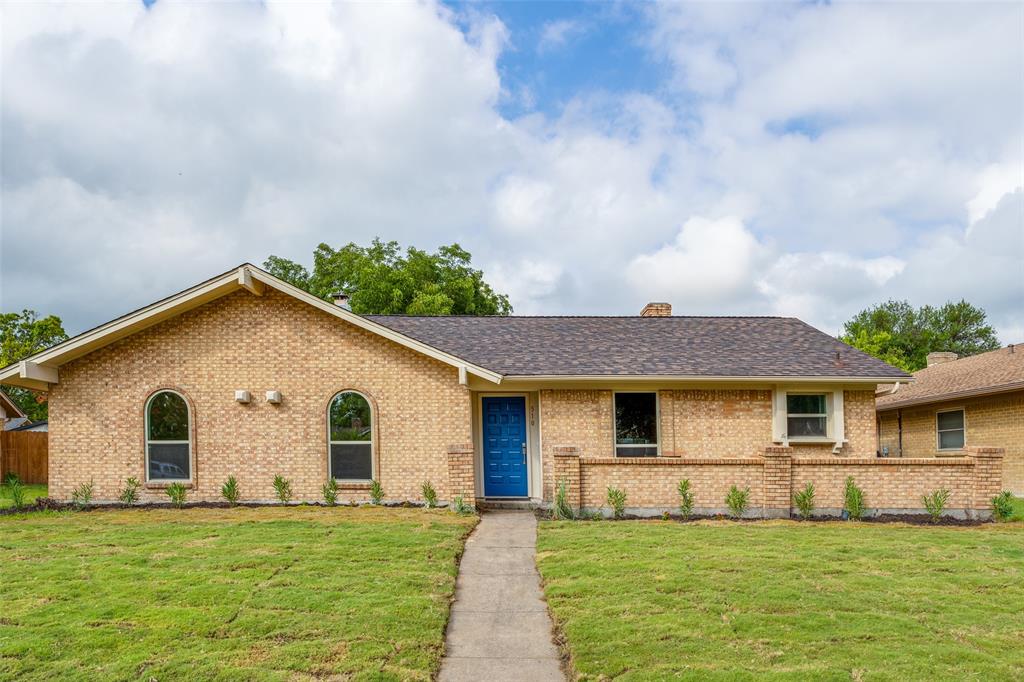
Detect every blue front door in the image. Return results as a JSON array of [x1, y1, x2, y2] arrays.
[[482, 396, 528, 497]]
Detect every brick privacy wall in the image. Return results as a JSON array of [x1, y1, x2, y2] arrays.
[[552, 447, 581, 508], [877, 391, 1024, 494], [578, 457, 766, 510], [556, 447, 1002, 516], [48, 288, 472, 503]]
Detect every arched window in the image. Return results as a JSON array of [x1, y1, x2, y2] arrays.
[[328, 391, 374, 481], [146, 390, 192, 481]]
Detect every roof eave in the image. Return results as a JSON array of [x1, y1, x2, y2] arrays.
[[875, 381, 1024, 411], [499, 374, 909, 383]]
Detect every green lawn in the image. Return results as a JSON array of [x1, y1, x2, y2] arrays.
[[538, 518, 1024, 681], [0, 483, 47, 509], [0, 506, 476, 680], [1012, 495, 1024, 521]]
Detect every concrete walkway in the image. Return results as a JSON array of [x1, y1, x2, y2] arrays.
[[438, 510, 564, 681]]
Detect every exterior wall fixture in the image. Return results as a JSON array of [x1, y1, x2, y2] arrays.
[[234, 390, 251, 404], [266, 390, 282, 404]]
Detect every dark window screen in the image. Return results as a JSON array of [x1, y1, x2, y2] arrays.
[[330, 443, 372, 480]]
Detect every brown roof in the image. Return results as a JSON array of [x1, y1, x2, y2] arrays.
[[876, 344, 1024, 410], [363, 315, 910, 379]]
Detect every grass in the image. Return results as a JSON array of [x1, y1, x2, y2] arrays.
[[538, 518, 1024, 680], [1011, 495, 1024, 521], [0, 506, 476, 680], [0, 483, 47, 509]]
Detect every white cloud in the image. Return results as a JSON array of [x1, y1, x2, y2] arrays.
[[0, 0, 1020, 344], [627, 217, 768, 307], [537, 19, 584, 53]]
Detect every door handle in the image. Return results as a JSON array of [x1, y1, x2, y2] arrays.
[[521, 442, 527, 464]]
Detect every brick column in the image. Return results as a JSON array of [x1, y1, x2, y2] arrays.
[[762, 445, 793, 519], [447, 443, 476, 506], [552, 446, 581, 509], [966, 446, 1004, 516]]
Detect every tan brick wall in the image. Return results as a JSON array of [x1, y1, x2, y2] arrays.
[[877, 390, 1024, 493], [791, 459, 975, 510], [539, 389, 613, 499], [558, 450, 1000, 517], [660, 389, 772, 456], [578, 457, 766, 511], [447, 444, 476, 506], [48, 288, 472, 503]]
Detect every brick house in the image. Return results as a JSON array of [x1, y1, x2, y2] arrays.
[[877, 346, 1023, 494], [0, 264, 1005, 517]]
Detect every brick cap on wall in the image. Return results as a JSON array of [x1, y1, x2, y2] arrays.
[[965, 446, 1005, 458], [446, 444, 474, 455]]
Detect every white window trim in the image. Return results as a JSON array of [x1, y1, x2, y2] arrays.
[[613, 391, 660, 456], [773, 387, 846, 451], [328, 390, 376, 483], [144, 389, 193, 484], [935, 408, 966, 452]]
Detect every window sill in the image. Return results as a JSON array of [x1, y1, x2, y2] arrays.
[[787, 437, 835, 444], [333, 481, 372, 489], [145, 481, 194, 489]]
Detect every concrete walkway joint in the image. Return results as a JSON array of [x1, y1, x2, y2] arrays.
[[438, 510, 564, 682]]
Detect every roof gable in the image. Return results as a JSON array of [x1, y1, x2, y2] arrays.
[[0, 264, 502, 390]]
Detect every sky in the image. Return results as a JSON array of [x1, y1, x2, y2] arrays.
[[1, 0, 1022, 343]]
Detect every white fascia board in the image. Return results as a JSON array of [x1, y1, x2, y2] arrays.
[[238, 267, 265, 296], [246, 267, 503, 384]]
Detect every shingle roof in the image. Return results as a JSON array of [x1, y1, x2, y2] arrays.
[[876, 344, 1024, 409], [363, 315, 909, 379]]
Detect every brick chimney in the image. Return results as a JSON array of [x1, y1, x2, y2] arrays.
[[332, 292, 351, 310], [640, 302, 672, 317], [926, 351, 958, 367]]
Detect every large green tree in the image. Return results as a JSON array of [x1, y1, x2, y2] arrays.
[[0, 310, 68, 421], [264, 239, 512, 315], [840, 299, 1001, 372]]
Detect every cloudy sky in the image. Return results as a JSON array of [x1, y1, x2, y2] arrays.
[[1, 1, 1022, 342]]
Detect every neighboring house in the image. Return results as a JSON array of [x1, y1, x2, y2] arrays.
[[0, 264, 1005, 517], [876, 346, 1024, 494], [0, 389, 28, 431]]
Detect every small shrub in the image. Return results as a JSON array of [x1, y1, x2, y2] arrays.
[[606, 486, 627, 520], [793, 482, 816, 520], [3, 472, 21, 486], [118, 477, 141, 506], [843, 476, 866, 520], [677, 479, 695, 520], [221, 476, 240, 506], [451, 494, 473, 515], [165, 482, 187, 508], [421, 481, 438, 509], [725, 485, 750, 519], [322, 479, 339, 506], [661, 511, 671, 521], [8, 479, 27, 511], [369, 479, 384, 505], [991, 490, 1015, 521], [71, 480, 94, 509], [922, 488, 951, 523], [273, 475, 292, 504], [553, 478, 575, 520]]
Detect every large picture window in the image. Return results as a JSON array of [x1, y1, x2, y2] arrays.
[[329, 391, 374, 480], [787, 394, 828, 438], [936, 409, 965, 450], [146, 390, 191, 481], [614, 392, 658, 456]]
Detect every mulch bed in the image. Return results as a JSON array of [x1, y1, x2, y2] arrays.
[[536, 509, 991, 526]]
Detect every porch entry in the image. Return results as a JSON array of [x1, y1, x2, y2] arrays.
[[481, 396, 528, 497]]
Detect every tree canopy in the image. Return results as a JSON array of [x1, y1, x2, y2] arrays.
[[0, 310, 68, 421], [264, 239, 512, 316], [840, 299, 1001, 372]]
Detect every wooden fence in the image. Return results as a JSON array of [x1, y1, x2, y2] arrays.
[[1, 431, 48, 485]]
